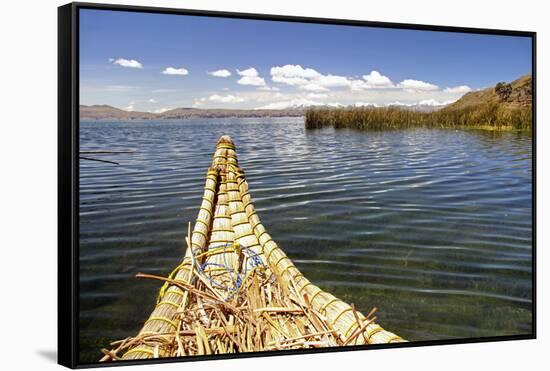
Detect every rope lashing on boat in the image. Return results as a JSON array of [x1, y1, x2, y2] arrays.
[[215, 143, 235, 150], [156, 260, 191, 304], [157, 242, 266, 303], [193, 242, 266, 301]]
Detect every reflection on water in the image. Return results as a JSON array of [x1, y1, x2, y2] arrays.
[[79, 118, 532, 363]]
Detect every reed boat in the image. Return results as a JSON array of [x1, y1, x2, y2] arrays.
[[101, 135, 404, 361]]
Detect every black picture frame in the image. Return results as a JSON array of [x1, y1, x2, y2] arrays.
[[58, 2, 537, 369]]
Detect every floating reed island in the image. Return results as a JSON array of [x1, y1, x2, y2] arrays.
[[101, 136, 403, 361], [304, 104, 532, 131], [305, 75, 532, 131]]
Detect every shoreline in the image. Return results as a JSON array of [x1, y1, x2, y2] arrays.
[[79, 115, 305, 121]]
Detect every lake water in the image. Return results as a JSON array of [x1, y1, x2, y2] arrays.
[[79, 117, 533, 363]]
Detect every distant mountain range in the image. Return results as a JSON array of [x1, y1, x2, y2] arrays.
[[79, 105, 305, 120]]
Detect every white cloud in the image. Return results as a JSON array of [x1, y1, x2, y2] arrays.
[[270, 65, 394, 92], [315, 74, 351, 88], [350, 80, 369, 91], [354, 102, 380, 107], [148, 98, 157, 103], [270, 65, 318, 85], [208, 69, 232, 77], [254, 93, 279, 102], [398, 79, 439, 91], [192, 93, 246, 107], [110, 58, 143, 69], [270, 64, 321, 79], [238, 76, 266, 86], [162, 67, 189, 75], [444, 85, 472, 93], [387, 101, 415, 107], [300, 83, 330, 92], [257, 85, 280, 91], [153, 107, 171, 114], [418, 99, 443, 106], [193, 99, 206, 107], [382, 99, 456, 107], [208, 94, 246, 103], [257, 98, 346, 109], [236, 67, 266, 86], [237, 67, 260, 77], [124, 101, 135, 111], [307, 93, 329, 99], [362, 71, 395, 88], [257, 98, 323, 110], [270, 64, 352, 92], [255, 91, 285, 102], [272, 76, 310, 86], [418, 98, 456, 106]]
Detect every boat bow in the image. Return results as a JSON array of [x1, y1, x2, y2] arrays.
[[103, 135, 403, 361]]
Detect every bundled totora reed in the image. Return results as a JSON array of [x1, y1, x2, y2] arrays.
[[101, 136, 404, 361], [305, 105, 532, 131]]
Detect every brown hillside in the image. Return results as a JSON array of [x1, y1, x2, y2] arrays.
[[80, 105, 156, 120], [443, 74, 532, 112], [79, 105, 305, 120]]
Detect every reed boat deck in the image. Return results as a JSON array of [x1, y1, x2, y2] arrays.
[[101, 135, 404, 361]]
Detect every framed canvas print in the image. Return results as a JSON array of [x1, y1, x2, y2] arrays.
[[58, 2, 536, 368]]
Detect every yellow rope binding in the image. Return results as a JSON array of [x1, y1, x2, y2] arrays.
[[157, 261, 190, 303]]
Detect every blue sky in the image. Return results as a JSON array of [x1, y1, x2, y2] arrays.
[[80, 9, 532, 111]]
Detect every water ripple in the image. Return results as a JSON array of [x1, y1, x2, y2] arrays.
[[78, 118, 532, 362]]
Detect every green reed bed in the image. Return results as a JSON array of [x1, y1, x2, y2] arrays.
[[305, 103, 532, 131]]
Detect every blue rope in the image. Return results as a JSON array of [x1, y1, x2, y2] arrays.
[[193, 242, 265, 300]]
